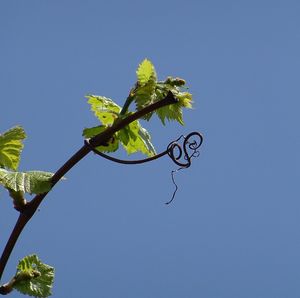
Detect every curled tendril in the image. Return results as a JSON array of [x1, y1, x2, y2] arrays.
[[164, 132, 203, 204], [85, 131, 203, 204], [167, 132, 203, 168], [84, 131, 203, 167]]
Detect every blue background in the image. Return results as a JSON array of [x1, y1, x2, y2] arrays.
[[1, 1, 300, 297]]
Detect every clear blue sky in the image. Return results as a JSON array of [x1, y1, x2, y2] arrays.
[[1, 1, 300, 297]]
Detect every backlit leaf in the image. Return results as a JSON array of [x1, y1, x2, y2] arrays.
[[0, 126, 26, 170], [86, 95, 121, 125], [152, 78, 193, 125], [83, 126, 119, 153], [84, 59, 194, 157], [118, 120, 156, 156], [13, 254, 54, 298], [82, 125, 105, 138], [136, 59, 156, 86], [134, 61, 193, 124], [134, 59, 157, 113], [0, 169, 54, 194]]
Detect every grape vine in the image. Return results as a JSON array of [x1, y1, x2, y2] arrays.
[[0, 59, 202, 297]]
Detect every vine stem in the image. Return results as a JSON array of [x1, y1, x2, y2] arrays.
[[0, 91, 178, 291]]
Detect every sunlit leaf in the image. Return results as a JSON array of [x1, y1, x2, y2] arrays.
[[138, 126, 156, 155], [84, 59, 194, 157], [152, 78, 193, 125], [136, 59, 156, 86], [133, 59, 157, 114], [133, 82, 157, 117], [13, 254, 54, 298], [0, 169, 54, 194], [0, 126, 26, 170], [134, 61, 193, 124], [83, 125, 119, 153], [86, 95, 121, 125], [118, 120, 156, 156], [82, 125, 106, 139]]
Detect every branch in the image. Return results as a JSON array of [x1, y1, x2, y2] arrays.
[[0, 91, 178, 290]]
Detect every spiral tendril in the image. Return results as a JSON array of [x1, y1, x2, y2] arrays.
[[85, 131, 203, 204]]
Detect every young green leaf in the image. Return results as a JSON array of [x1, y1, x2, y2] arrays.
[[133, 59, 157, 114], [156, 89, 192, 125], [138, 126, 156, 155], [133, 60, 192, 124], [83, 126, 119, 153], [0, 126, 26, 170], [0, 169, 55, 194], [118, 120, 156, 156], [13, 254, 54, 298], [82, 125, 105, 139], [86, 95, 121, 125], [84, 94, 156, 155], [150, 77, 193, 125], [133, 82, 157, 117], [136, 59, 156, 86], [84, 95, 121, 152], [83, 59, 193, 156]]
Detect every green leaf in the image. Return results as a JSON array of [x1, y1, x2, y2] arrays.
[[0, 169, 54, 194], [0, 126, 26, 170], [83, 59, 193, 156], [86, 95, 121, 125], [133, 61, 192, 124], [83, 126, 119, 153], [138, 126, 156, 155], [13, 254, 54, 298], [136, 59, 156, 86], [157, 91, 192, 125], [82, 125, 105, 138], [153, 78, 193, 125], [118, 120, 156, 156], [156, 102, 184, 125], [133, 59, 157, 115], [133, 82, 157, 116]]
